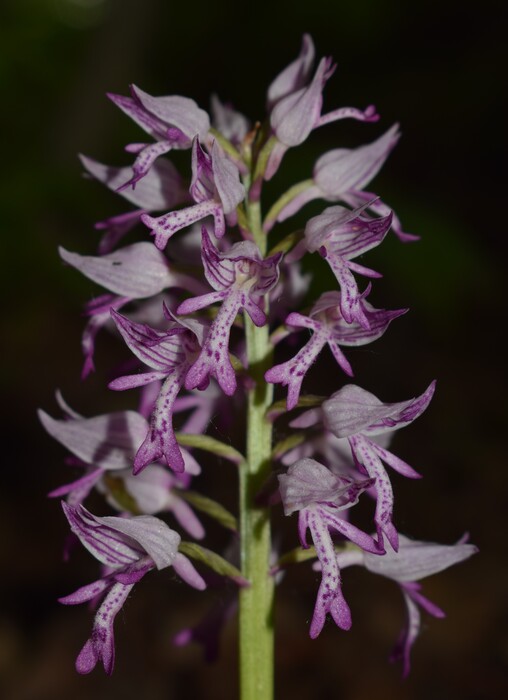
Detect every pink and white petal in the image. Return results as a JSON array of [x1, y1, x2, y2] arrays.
[[38, 409, 148, 470], [185, 293, 241, 396], [177, 290, 227, 315], [55, 390, 83, 419], [306, 508, 352, 637], [266, 33, 315, 110], [364, 535, 478, 582], [170, 497, 205, 540], [285, 312, 320, 331], [210, 141, 245, 213], [369, 440, 422, 479], [327, 340, 354, 376], [60, 242, 174, 298], [319, 508, 381, 555], [271, 57, 334, 147], [243, 296, 266, 327], [278, 458, 359, 515], [109, 371, 168, 391], [350, 436, 398, 551], [324, 252, 370, 328], [363, 195, 419, 242], [200, 228, 236, 291], [266, 331, 327, 410], [314, 124, 400, 195], [263, 141, 289, 181], [76, 581, 133, 675], [322, 383, 430, 439], [107, 92, 166, 139], [62, 503, 144, 567], [110, 309, 186, 370], [80, 155, 188, 211], [59, 577, 110, 606], [173, 552, 207, 590], [346, 260, 383, 278], [364, 381, 437, 436], [288, 407, 321, 429], [190, 136, 215, 202], [405, 583, 445, 619], [317, 104, 379, 127], [49, 468, 104, 505], [390, 587, 421, 678], [330, 304, 407, 347], [117, 141, 174, 190], [130, 87, 210, 143], [98, 514, 180, 569], [253, 251, 283, 294], [134, 368, 189, 474], [142, 200, 222, 250]]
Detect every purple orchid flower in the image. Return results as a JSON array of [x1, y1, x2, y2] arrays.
[[265, 40, 378, 180], [80, 155, 190, 253], [109, 308, 206, 474], [38, 402, 204, 537], [177, 228, 282, 396], [141, 137, 245, 249], [322, 382, 436, 552], [108, 85, 210, 189], [59, 241, 204, 378], [265, 124, 416, 241], [59, 503, 205, 675], [266, 291, 406, 409], [330, 535, 478, 675], [278, 458, 381, 638], [303, 202, 393, 327], [38, 405, 149, 503]]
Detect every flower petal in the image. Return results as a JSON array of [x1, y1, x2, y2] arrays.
[[322, 382, 436, 438], [39, 409, 148, 470], [59, 243, 175, 298]]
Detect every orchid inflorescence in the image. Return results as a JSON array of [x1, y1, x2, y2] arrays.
[[40, 34, 476, 683]]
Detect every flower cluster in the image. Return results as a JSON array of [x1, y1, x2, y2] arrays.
[[41, 34, 476, 679]]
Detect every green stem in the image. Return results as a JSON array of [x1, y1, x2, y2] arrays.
[[239, 181, 274, 700], [239, 317, 275, 700]]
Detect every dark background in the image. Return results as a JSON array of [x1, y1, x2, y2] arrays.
[[1, 0, 506, 698]]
